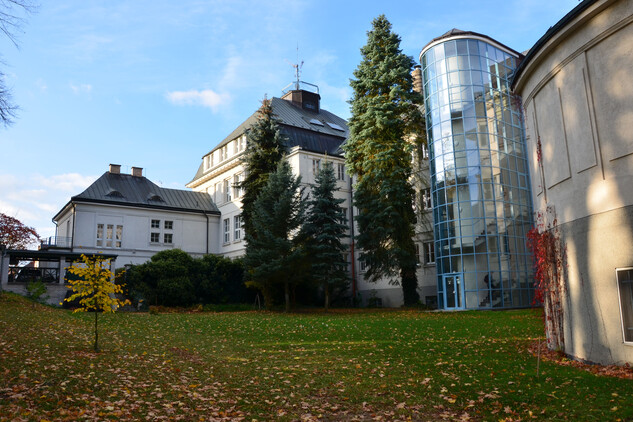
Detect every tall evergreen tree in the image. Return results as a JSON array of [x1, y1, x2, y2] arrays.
[[302, 162, 349, 311], [244, 160, 305, 312], [240, 98, 288, 238], [345, 15, 425, 306]]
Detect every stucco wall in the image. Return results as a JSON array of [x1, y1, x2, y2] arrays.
[[514, 0, 633, 364]]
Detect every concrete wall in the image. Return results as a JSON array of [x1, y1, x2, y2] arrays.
[[514, 0, 633, 364]]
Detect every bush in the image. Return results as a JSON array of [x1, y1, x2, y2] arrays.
[[125, 249, 251, 308]]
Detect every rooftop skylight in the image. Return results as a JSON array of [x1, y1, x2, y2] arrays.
[[310, 118, 324, 126], [326, 122, 345, 131]]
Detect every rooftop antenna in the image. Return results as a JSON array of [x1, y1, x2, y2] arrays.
[[291, 43, 304, 90]]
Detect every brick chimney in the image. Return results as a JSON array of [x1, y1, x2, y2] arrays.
[[109, 164, 121, 174], [131, 167, 143, 177]]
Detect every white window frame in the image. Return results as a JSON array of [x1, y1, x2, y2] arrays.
[[96, 224, 104, 247], [106, 224, 114, 248], [312, 159, 321, 175], [164, 220, 173, 230], [223, 218, 230, 244], [422, 188, 432, 210], [151, 219, 160, 229], [424, 241, 435, 265], [115, 225, 123, 248], [150, 232, 160, 243], [234, 215, 242, 241], [215, 182, 222, 204], [225, 179, 232, 202], [233, 173, 243, 198], [337, 163, 345, 181], [164, 233, 173, 245]]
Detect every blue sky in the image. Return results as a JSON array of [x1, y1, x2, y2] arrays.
[[1, 0, 579, 239]]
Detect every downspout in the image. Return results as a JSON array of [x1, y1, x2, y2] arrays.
[[70, 203, 76, 252], [204, 212, 210, 254], [348, 176, 357, 304]]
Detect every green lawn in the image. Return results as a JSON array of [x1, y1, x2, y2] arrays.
[[0, 293, 631, 421]]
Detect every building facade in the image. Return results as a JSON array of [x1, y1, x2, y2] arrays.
[[51, 164, 221, 268], [187, 84, 438, 307], [513, 0, 633, 364], [419, 30, 535, 310]]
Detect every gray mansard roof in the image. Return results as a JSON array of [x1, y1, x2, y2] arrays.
[[53, 171, 219, 222], [189, 96, 348, 184]]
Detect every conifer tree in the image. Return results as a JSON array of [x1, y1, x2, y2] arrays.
[[240, 98, 288, 238], [244, 160, 305, 312], [345, 15, 425, 306], [302, 162, 348, 311]]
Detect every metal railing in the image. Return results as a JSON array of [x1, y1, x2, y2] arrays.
[[8, 267, 60, 284], [40, 236, 72, 248]]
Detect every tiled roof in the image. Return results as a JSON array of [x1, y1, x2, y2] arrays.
[[189, 95, 349, 184], [54, 172, 219, 221]]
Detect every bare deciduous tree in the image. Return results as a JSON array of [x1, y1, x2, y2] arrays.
[[0, 0, 37, 127]]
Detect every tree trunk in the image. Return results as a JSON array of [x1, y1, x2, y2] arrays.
[[94, 311, 99, 352], [324, 282, 330, 312], [401, 264, 420, 306], [284, 280, 290, 313]]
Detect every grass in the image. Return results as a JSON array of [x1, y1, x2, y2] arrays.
[[0, 292, 631, 421]]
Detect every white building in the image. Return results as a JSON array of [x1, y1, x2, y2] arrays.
[[50, 164, 220, 268], [187, 83, 438, 307]]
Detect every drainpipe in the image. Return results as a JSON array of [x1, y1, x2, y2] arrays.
[[204, 212, 210, 254], [70, 203, 76, 252]]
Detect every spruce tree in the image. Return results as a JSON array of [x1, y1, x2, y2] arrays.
[[240, 98, 288, 238], [244, 160, 305, 312], [302, 162, 348, 311], [345, 15, 425, 306]]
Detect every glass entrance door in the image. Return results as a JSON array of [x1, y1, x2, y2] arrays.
[[443, 273, 464, 309]]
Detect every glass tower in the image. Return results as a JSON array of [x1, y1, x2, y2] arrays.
[[420, 31, 534, 309]]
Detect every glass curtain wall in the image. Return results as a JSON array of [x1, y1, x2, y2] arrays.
[[420, 36, 534, 309]]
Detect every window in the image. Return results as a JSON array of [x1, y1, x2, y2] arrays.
[[234, 173, 243, 198], [96, 224, 104, 247], [415, 243, 421, 263], [341, 207, 348, 224], [106, 224, 113, 247], [312, 159, 321, 174], [223, 218, 230, 244], [115, 225, 123, 248], [164, 233, 173, 244], [204, 155, 210, 171], [421, 142, 429, 159], [97, 223, 122, 248], [215, 182, 222, 203], [337, 163, 345, 181], [359, 258, 366, 272], [234, 215, 242, 241], [225, 179, 232, 202], [617, 268, 633, 342], [164, 220, 173, 230], [151, 232, 160, 243], [151, 219, 160, 229], [422, 188, 432, 210], [424, 241, 435, 264], [240, 135, 246, 152]]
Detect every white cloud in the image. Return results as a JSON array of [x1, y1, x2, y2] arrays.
[[166, 89, 230, 112], [33, 173, 96, 192], [0, 173, 97, 241], [70, 83, 93, 94]]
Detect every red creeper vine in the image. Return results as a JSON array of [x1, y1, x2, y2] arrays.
[[526, 206, 566, 351]]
